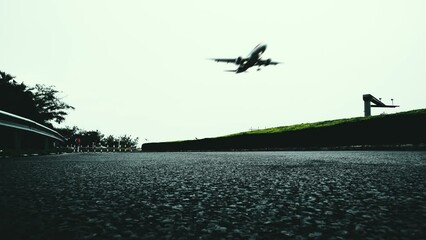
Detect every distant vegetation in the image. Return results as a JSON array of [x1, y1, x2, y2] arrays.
[[0, 70, 139, 148], [143, 109, 426, 151], [57, 126, 139, 148]]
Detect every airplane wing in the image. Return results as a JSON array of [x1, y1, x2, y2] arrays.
[[210, 58, 238, 63], [256, 59, 281, 66]]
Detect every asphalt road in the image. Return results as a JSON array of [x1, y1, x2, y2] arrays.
[[0, 152, 425, 239]]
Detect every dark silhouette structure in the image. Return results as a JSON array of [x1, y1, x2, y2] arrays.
[[363, 94, 399, 117]]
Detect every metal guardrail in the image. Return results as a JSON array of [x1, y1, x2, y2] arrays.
[[0, 110, 66, 142]]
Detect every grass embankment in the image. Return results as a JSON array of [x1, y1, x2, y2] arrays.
[[142, 109, 426, 151]]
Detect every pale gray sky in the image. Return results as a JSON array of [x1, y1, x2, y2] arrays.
[[1, 0, 425, 143]]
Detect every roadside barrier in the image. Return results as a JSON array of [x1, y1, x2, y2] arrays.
[[67, 145, 140, 153]]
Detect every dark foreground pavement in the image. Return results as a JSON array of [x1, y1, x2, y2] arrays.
[[0, 152, 425, 239]]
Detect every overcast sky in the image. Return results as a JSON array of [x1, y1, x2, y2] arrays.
[[1, 0, 425, 143]]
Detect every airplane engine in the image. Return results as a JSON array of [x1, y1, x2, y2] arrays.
[[265, 58, 271, 66], [235, 57, 242, 65]]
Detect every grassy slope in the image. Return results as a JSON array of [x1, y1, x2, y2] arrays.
[[227, 109, 426, 137], [143, 109, 426, 151]]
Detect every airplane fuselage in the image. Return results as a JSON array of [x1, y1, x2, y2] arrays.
[[236, 44, 267, 73], [211, 43, 279, 73]]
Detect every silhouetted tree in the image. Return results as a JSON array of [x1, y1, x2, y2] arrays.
[[0, 71, 15, 83], [0, 71, 39, 120], [0, 70, 74, 126], [56, 126, 82, 145], [2, 70, 139, 148], [32, 84, 75, 124], [79, 130, 104, 146], [101, 135, 138, 148], [56, 126, 81, 139], [119, 135, 139, 148], [54, 126, 139, 148], [103, 135, 119, 147]]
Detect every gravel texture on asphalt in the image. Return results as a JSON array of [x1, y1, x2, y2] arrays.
[[0, 151, 425, 239]]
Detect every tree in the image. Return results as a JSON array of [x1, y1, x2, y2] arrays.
[[56, 126, 81, 139], [103, 135, 119, 147], [2, 70, 140, 149], [0, 71, 15, 83], [56, 126, 82, 145], [31, 84, 75, 124], [101, 134, 139, 148], [1, 70, 74, 126], [0, 71, 39, 120], [79, 130, 104, 146], [119, 135, 139, 148]]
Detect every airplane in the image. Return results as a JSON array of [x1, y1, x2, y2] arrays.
[[210, 43, 281, 73]]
